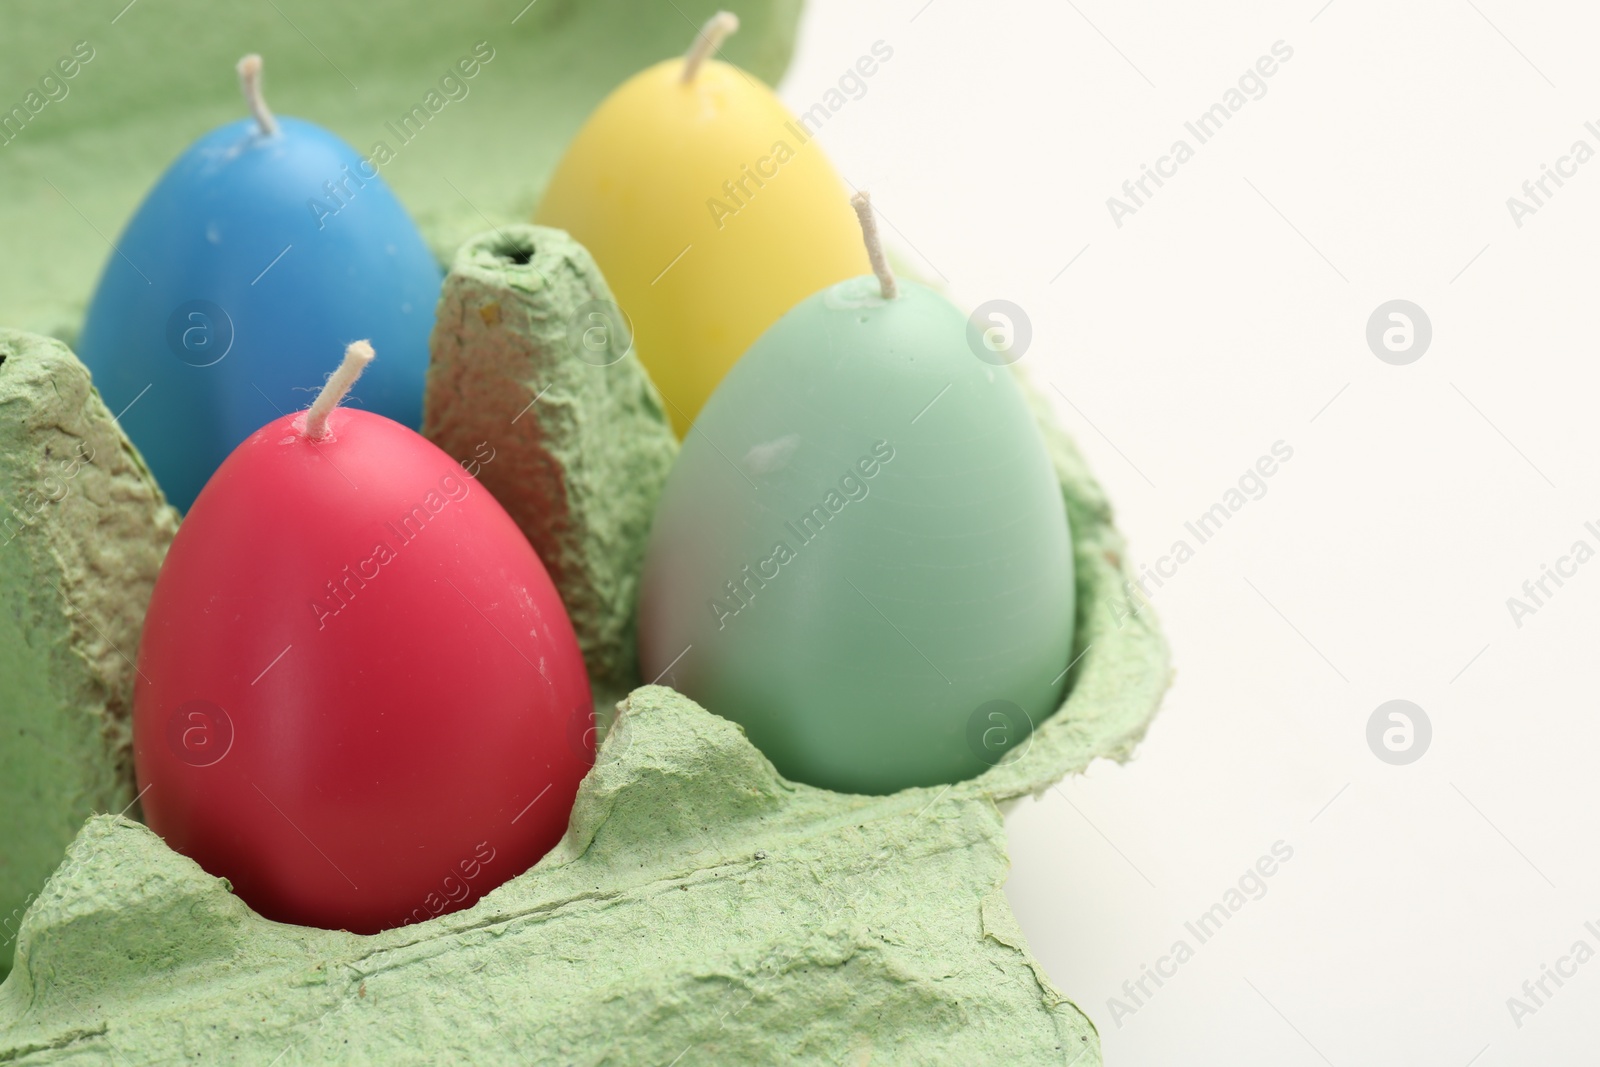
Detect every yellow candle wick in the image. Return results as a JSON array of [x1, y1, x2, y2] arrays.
[[682, 11, 739, 83]]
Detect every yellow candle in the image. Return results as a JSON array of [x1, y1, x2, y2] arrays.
[[535, 13, 869, 436]]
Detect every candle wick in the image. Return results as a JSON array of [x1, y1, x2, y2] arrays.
[[851, 191, 899, 301], [682, 11, 739, 83], [236, 54, 279, 136], [304, 341, 375, 440]]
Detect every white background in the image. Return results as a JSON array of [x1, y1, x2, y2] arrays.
[[784, 1, 1600, 1063]]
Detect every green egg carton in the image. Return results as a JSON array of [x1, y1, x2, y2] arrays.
[[0, 0, 807, 983], [0, 364, 1167, 1065], [0, 2, 1170, 1062]]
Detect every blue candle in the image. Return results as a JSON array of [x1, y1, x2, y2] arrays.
[[77, 55, 441, 512]]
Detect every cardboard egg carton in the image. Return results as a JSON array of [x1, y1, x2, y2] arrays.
[[0, 3, 1168, 1062]]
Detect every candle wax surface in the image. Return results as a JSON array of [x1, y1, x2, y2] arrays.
[[637, 277, 1076, 795], [535, 58, 869, 437], [77, 117, 441, 512], [133, 408, 593, 933]]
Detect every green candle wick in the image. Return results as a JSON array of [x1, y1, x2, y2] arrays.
[[850, 191, 898, 301]]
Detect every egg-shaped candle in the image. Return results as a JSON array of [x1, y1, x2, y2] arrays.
[[535, 13, 870, 436], [637, 195, 1076, 795], [133, 343, 593, 933], [77, 56, 441, 512]]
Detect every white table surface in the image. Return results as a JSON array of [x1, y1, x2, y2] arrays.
[[782, 2, 1600, 1063]]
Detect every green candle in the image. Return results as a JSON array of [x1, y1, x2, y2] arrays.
[[637, 195, 1076, 794]]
